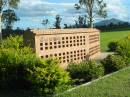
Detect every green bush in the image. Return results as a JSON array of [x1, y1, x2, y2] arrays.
[[0, 48, 71, 95], [116, 36, 130, 58], [114, 36, 130, 65], [0, 35, 23, 49], [30, 59, 71, 95], [0, 36, 71, 95], [0, 48, 37, 89], [107, 36, 130, 65], [108, 41, 118, 52], [101, 55, 126, 74], [67, 61, 104, 82]]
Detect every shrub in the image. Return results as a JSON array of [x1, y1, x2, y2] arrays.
[[0, 35, 23, 49], [116, 36, 130, 58], [0, 48, 37, 90], [108, 41, 118, 52], [107, 36, 130, 65], [30, 59, 71, 95], [0, 36, 71, 95], [114, 36, 130, 65], [67, 61, 104, 82], [0, 48, 71, 95], [101, 55, 126, 74]]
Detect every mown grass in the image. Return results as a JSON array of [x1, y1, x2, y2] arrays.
[[55, 67, 130, 97], [101, 30, 130, 51]]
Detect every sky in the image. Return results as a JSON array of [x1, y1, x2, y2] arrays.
[[13, 0, 130, 29]]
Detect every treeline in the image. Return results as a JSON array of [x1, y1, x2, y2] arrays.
[[2, 28, 24, 38], [62, 16, 130, 31], [95, 22, 130, 32]]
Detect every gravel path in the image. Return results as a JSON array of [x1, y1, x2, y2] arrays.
[[96, 52, 114, 60]]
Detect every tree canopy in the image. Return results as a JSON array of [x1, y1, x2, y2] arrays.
[[75, 0, 107, 28]]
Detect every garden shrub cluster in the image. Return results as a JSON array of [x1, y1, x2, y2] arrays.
[[101, 55, 126, 74], [0, 36, 71, 96], [108, 41, 118, 52], [0, 35, 23, 49], [116, 36, 130, 57], [106, 35, 130, 74], [116, 36, 130, 65], [108, 35, 130, 57], [67, 61, 104, 82], [108, 35, 130, 65]]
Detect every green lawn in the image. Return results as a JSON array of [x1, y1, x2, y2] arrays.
[[55, 67, 130, 97], [101, 30, 130, 51]]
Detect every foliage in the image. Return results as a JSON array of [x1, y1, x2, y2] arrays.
[[54, 15, 62, 29], [0, 36, 71, 95], [42, 19, 49, 29], [116, 36, 130, 58], [0, 47, 38, 90], [0, 0, 20, 40], [0, 35, 23, 49], [101, 55, 126, 74], [2, 9, 19, 29], [67, 61, 104, 82], [0, 0, 20, 12], [1, 28, 24, 38], [107, 35, 130, 66], [96, 21, 130, 32], [75, 0, 107, 27], [30, 59, 71, 95], [107, 41, 118, 52], [74, 15, 87, 28], [112, 36, 130, 65], [106, 35, 130, 64]]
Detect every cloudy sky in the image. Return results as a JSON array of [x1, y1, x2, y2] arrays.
[[14, 0, 130, 29]]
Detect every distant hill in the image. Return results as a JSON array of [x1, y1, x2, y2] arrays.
[[95, 18, 129, 26]]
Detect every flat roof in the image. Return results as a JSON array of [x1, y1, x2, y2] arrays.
[[29, 28, 99, 35]]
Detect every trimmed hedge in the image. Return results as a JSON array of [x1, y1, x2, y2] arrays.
[[67, 61, 104, 82]]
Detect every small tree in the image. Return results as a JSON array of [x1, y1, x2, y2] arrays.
[[75, 0, 107, 28], [54, 15, 62, 29], [75, 15, 87, 28], [0, 0, 20, 40], [42, 19, 49, 29], [2, 9, 19, 30]]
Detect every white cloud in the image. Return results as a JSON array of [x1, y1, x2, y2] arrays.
[[17, 0, 76, 17], [15, 0, 130, 29], [106, 0, 128, 20], [18, 0, 129, 20]]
